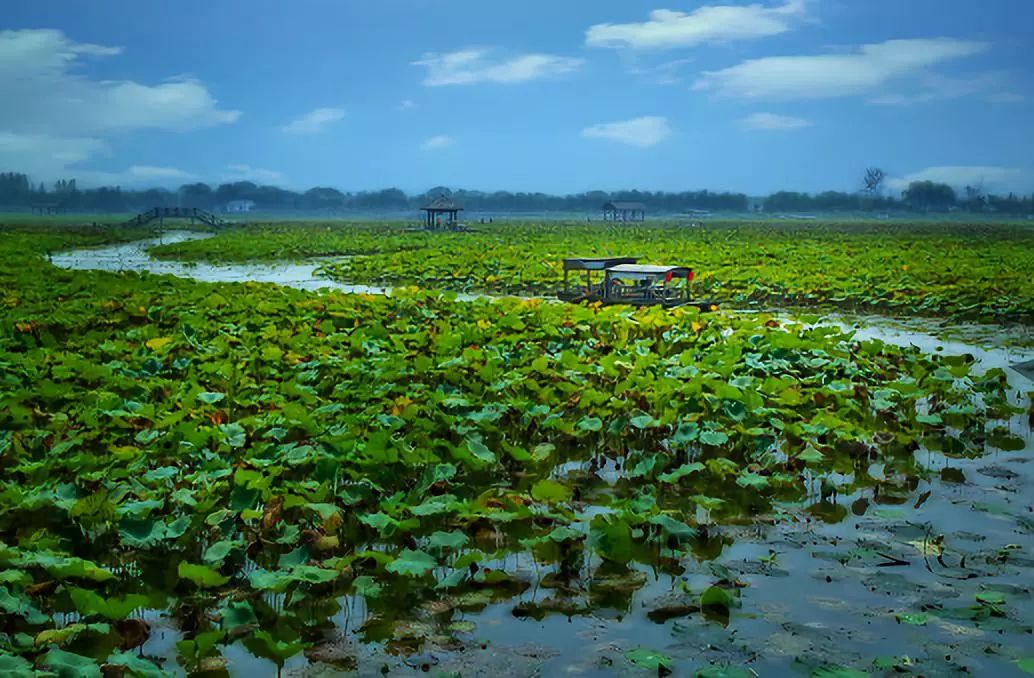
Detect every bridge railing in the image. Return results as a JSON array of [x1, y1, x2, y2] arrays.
[[120, 207, 226, 228]]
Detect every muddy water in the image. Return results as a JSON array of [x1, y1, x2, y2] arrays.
[[50, 233, 1034, 676]]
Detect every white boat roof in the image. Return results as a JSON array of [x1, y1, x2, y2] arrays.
[[608, 264, 689, 274]]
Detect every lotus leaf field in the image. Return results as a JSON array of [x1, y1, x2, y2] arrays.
[[150, 221, 1034, 323], [1, 221, 1033, 676]]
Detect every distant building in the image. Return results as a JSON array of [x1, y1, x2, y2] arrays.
[[602, 201, 646, 222], [746, 197, 766, 213], [223, 199, 255, 213]]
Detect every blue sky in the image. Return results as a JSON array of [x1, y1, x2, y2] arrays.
[[1, 0, 1032, 195]]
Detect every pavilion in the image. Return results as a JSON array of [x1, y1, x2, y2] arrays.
[[420, 196, 464, 230], [601, 201, 646, 223]]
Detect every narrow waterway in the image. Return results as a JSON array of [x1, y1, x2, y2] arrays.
[[50, 231, 392, 295]]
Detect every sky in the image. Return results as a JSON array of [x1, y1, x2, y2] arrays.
[[1, 0, 1032, 196]]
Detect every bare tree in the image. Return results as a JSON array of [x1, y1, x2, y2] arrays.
[[862, 167, 886, 196]]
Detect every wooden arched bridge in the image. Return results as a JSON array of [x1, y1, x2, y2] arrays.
[[121, 207, 228, 228]]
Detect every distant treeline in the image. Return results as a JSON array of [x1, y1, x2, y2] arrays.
[[1, 171, 1032, 215]]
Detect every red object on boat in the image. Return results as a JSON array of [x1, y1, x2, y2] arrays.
[[665, 271, 673, 283], [687, 269, 695, 282]]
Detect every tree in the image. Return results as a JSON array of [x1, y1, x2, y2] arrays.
[[0, 172, 31, 205], [862, 167, 886, 196], [962, 185, 986, 212], [178, 183, 215, 209], [300, 187, 347, 211], [902, 181, 956, 212], [214, 181, 259, 205]]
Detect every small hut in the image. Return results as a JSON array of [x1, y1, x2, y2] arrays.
[[602, 201, 646, 222], [420, 196, 463, 230]]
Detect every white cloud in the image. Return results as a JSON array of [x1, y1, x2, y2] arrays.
[[739, 112, 813, 130], [72, 165, 197, 188], [125, 165, 196, 180], [629, 58, 695, 85], [281, 107, 345, 135], [422, 135, 455, 151], [693, 38, 988, 100], [0, 133, 109, 175], [398, 99, 417, 111], [0, 30, 240, 134], [988, 92, 1025, 103], [886, 166, 1029, 193], [73, 164, 279, 189], [869, 72, 1020, 106], [581, 116, 672, 148], [0, 29, 238, 179], [586, 1, 806, 50], [221, 164, 284, 184], [413, 49, 584, 86]]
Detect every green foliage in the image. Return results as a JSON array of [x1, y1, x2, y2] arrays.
[[177, 562, 229, 588], [38, 649, 101, 678], [386, 549, 437, 577], [701, 586, 735, 611], [0, 221, 1024, 670], [626, 648, 673, 671], [68, 587, 149, 620], [530, 478, 572, 503], [147, 220, 1034, 323]]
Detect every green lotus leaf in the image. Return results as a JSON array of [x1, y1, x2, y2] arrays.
[[0, 654, 34, 677], [464, 436, 497, 465], [68, 587, 149, 621], [39, 649, 101, 678], [386, 549, 437, 577], [576, 416, 604, 433], [701, 586, 735, 611], [105, 650, 167, 678], [976, 591, 1006, 606], [427, 530, 469, 553], [659, 462, 705, 483], [699, 430, 729, 446], [531, 443, 556, 461], [219, 599, 258, 631], [243, 630, 306, 665], [649, 514, 698, 541], [895, 612, 928, 626], [590, 515, 634, 564], [625, 648, 672, 671], [219, 423, 247, 448], [34, 622, 110, 647], [177, 562, 229, 589], [204, 539, 242, 565], [530, 479, 572, 504], [735, 472, 770, 490], [352, 575, 383, 598]]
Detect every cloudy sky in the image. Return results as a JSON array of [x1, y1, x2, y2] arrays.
[[1, 0, 1032, 195]]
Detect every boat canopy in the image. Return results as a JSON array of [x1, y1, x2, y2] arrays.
[[562, 257, 640, 271], [606, 264, 691, 277]]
